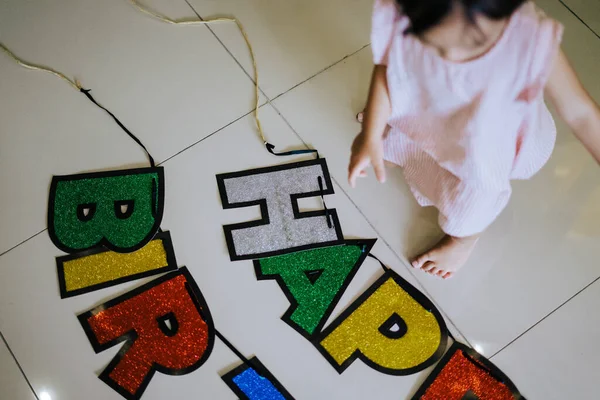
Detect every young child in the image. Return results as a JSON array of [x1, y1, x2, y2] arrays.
[[349, 0, 600, 279]]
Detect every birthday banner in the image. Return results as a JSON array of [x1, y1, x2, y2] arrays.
[[0, 1, 526, 397], [47, 157, 526, 400]]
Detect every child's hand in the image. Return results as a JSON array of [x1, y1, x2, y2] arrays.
[[349, 65, 390, 188], [348, 132, 386, 188]]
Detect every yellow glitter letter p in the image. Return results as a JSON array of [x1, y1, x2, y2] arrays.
[[317, 269, 447, 375]]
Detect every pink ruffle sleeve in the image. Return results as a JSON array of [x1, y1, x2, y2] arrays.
[[371, 0, 401, 65], [519, 10, 564, 103]]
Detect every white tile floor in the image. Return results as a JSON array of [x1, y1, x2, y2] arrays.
[[560, 0, 600, 35], [0, 0, 598, 399], [0, 335, 36, 400]]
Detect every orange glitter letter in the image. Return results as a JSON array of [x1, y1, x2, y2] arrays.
[[78, 267, 214, 400], [412, 342, 525, 399]]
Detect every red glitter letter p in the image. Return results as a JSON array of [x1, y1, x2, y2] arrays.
[[78, 267, 214, 400]]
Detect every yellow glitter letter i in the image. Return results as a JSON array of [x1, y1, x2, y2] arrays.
[[315, 268, 448, 375], [55, 231, 178, 298]]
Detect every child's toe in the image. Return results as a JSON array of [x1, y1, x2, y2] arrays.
[[422, 261, 436, 272], [413, 253, 431, 269]]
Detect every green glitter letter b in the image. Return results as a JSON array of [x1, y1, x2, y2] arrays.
[[254, 239, 375, 339], [48, 167, 165, 253]]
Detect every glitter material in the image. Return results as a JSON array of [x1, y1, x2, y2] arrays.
[[61, 238, 168, 293], [320, 274, 444, 373], [232, 368, 286, 400], [218, 159, 342, 258], [80, 269, 213, 398], [256, 243, 365, 336], [222, 356, 294, 400], [49, 168, 163, 252], [418, 347, 516, 400]]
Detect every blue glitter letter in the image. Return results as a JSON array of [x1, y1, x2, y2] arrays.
[[221, 357, 294, 400]]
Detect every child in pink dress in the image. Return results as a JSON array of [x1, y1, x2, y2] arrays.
[[349, 0, 600, 279]]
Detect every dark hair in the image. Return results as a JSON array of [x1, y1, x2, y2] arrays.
[[396, 0, 526, 35]]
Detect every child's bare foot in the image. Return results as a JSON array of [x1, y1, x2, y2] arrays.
[[411, 235, 479, 279]]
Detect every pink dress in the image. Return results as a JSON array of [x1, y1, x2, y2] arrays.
[[372, 0, 563, 237]]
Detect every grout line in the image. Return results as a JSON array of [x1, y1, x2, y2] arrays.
[[183, 0, 270, 101], [269, 101, 471, 346], [0, 230, 46, 258], [2, 116, 258, 257], [160, 4, 368, 166], [558, 0, 600, 40], [329, 173, 472, 345], [159, 108, 254, 165], [490, 275, 600, 359], [3, 109, 251, 255], [183, 0, 370, 105], [269, 43, 371, 103], [0, 330, 40, 400], [185, 0, 372, 103], [185, 0, 370, 103]]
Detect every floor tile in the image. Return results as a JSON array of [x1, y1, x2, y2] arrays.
[[273, 0, 600, 356], [185, 0, 373, 99], [0, 105, 463, 400], [0, 335, 36, 400], [0, 0, 258, 253], [560, 0, 600, 36], [491, 278, 600, 399], [542, 0, 600, 100]]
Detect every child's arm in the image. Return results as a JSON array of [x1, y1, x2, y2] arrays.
[[348, 64, 391, 188], [546, 49, 600, 163]]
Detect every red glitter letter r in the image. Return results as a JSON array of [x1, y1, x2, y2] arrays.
[[78, 268, 214, 400]]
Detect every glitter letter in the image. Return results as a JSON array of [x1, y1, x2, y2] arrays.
[[411, 342, 524, 400], [221, 356, 295, 400], [254, 240, 375, 338], [216, 159, 343, 260], [78, 267, 214, 400], [56, 231, 177, 298], [48, 167, 164, 253], [316, 269, 447, 375]]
